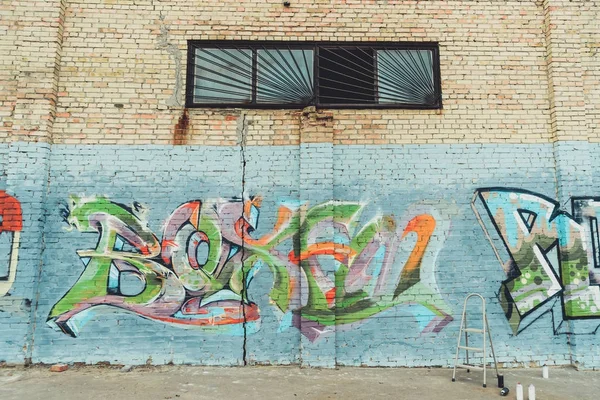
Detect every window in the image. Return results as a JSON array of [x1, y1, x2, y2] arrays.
[[186, 41, 441, 109]]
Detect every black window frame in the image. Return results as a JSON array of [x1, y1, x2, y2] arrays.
[[186, 40, 442, 110]]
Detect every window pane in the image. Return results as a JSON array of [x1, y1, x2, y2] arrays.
[[187, 42, 441, 109], [193, 48, 252, 104], [377, 49, 436, 105], [318, 48, 376, 104], [257, 49, 314, 104]]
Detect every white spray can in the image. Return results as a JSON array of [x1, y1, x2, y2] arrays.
[[528, 384, 536, 400], [516, 382, 524, 400]]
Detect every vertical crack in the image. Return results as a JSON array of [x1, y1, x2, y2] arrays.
[[27, 0, 68, 363], [27, 145, 52, 365], [237, 112, 249, 365], [156, 13, 183, 107]]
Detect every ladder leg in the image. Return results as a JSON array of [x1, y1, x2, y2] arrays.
[[486, 316, 500, 377], [464, 318, 470, 371], [482, 300, 487, 388], [452, 302, 468, 382]]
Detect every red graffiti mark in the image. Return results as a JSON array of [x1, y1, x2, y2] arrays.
[[325, 287, 336, 308], [239, 204, 294, 247], [287, 242, 356, 265], [0, 191, 22, 233], [161, 200, 202, 266], [186, 231, 209, 270], [178, 297, 260, 325]]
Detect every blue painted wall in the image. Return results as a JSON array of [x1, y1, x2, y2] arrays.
[[1, 141, 599, 368]]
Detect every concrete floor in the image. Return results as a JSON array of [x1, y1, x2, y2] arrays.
[[0, 365, 597, 400]]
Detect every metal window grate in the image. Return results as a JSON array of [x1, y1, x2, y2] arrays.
[[257, 48, 314, 104], [186, 41, 442, 109]]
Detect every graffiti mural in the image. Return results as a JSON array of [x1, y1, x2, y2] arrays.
[[48, 195, 453, 339], [0, 191, 22, 296], [473, 188, 600, 334]]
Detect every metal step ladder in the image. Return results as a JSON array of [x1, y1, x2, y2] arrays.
[[452, 293, 499, 388]]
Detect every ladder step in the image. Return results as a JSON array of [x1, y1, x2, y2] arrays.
[[455, 363, 484, 370], [463, 328, 484, 333], [458, 346, 483, 352]]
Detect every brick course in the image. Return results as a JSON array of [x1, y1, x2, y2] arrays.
[[0, 0, 599, 368]]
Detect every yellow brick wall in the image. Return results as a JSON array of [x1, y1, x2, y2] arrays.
[[0, 0, 17, 141], [0, 0, 65, 143], [2, 1, 600, 145], [580, 2, 600, 142]]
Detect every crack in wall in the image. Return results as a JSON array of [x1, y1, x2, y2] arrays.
[[26, 0, 69, 364], [237, 112, 249, 365], [156, 14, 183, 108], [26, 145, 53, 365], [542, 0, 581, 366]]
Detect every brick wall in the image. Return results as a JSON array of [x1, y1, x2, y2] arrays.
[[1, 0, 600, 368], [41, 0, 552, 146]]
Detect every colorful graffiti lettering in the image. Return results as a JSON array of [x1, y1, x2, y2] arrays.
[[0, 191, 22, 296], [48, 196, 453, 339], [473, 188, 600, 334]]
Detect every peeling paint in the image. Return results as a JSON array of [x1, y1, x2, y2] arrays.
[[299, 106, 334, 128]]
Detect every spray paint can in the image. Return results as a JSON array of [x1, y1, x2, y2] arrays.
[[542, 364, 549, 379], [529, 384, 536, 400], [516, 383, 524, 400]]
